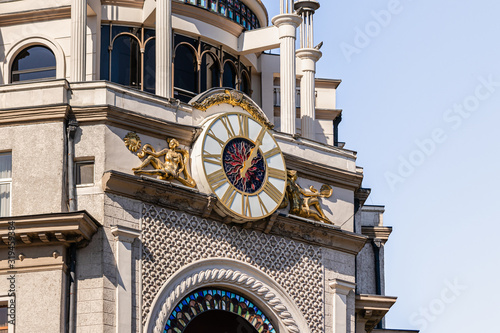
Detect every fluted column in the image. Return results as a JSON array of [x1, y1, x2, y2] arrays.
[[156, 0, 173, 98], [272, 10, 302, 135], [295, 0, 321, 140], [297, 49, 321, 139], [70, 0, 87, 81]]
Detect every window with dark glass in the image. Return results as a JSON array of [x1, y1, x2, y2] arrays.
[[100, 25, 156, 93], [174, 0, 261, 30], [101, 26, 251, 101], [11, 45, 56, 83], [223, 61, 237, 88], [0, 302, 7, 333], [75, 160, 94, 185], [0, 153, 12, 218]]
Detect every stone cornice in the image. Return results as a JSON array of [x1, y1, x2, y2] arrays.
[[284, 153, 364, 191], [0, 6, 71, 27], [102, 171, 368, 254], [361, 226, 393, 243], [0, 104, 69, 126], [111, 225, 141, 243], [0, 211, 100, 248], [71, 105, 200, 146], [102, 171, 216, 217], [330, 278, 356, 295], [356, 294, 398, 333]]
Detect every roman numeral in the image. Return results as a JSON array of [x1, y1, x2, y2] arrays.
[[238, 114, 249, 137], [242, 194, 251, 217], [207, 130, 226, 147], [203, 151, 222, 165], [262, 181, 283, 203], [221, 187, 237, 206], [263, 147, 281, 160], [207, 169, 227, 189], [257, 195, 269, 215], [268, 167, 286, 180], [220, 115, 236, 139]]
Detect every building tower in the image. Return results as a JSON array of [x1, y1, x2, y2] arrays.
[[0, 1, 417, 333]]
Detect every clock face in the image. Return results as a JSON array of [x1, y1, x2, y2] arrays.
[[200, 112, 286, 220]]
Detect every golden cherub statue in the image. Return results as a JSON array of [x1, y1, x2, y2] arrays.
[[124, 133, 196, 188], [280, 170, 333, 224]]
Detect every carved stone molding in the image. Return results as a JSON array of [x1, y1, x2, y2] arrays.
[[0, 211, 100, 248], [148, 266, 302, 333], [0, 6, 71, 27], [142, 206, 324, 333], [355, 294, 397, 332]]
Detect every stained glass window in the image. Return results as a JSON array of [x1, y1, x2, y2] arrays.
[[165, 288, 277, 333], [174, 0, 261, 30]]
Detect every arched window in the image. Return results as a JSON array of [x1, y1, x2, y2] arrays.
[[174, 44, 198, 102], [222, 61, 237, 89], [11, 45, 56, 83], [165, 288, 276, 333], [240, 71, 251, 96], [111, 33, 141, 88], [200, 52, 220, 92]]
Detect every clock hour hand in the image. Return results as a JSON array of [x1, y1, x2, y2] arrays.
[[240, 126, 267, 177]]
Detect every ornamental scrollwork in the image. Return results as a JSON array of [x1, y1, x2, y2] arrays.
[[124, 132, 196, 188], [280, 169, 334, 224], [191, 89, 274, 129]]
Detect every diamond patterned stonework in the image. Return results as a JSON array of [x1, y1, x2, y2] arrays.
[[141, 204, 325, 332]]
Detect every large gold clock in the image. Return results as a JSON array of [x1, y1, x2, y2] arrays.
[[192, 112, 287, 221]]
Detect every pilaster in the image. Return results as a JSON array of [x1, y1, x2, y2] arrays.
[[111, 225, 141, 333], [330, 279, 356, 333]]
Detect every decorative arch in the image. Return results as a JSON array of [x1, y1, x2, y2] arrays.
[[145, 258, 310, 333], [165, 288, 276, 333], [3, 35, 66, 83]]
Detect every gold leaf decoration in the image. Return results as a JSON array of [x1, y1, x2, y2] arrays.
[[124, 132, 142, 152]]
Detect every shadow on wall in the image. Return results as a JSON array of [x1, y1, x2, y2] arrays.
[[0, 29, 4, 85]]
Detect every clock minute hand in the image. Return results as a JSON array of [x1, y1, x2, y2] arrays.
[[240, 127, 267, 177]]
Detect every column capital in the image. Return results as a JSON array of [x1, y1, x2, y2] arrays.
[[111, 225, 141, 243], [330, 278, 356, 296], [272, 13, 302, 38], [296, 48, 322, 62]]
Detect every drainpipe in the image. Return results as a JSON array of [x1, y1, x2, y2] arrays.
[[371, 239, 383, 329], [67, 117, 78, 211], [66, 117, 78, 333]]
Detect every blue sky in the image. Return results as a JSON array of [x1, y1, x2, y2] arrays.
[[262, 0, 500, 331]]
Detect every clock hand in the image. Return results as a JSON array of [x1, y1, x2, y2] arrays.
[[240, 126, 267, 178]]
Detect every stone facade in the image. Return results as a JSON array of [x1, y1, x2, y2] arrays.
[[0, 1, 416, 333]]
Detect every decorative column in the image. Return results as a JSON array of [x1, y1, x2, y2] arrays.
[[330, 279, 356, 333], [271, 0, 302, 135], [70, 0, 87, 81], [295, 0, 322, 140], [111, 225, 141, 333], [156, 0, 173, 98]]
